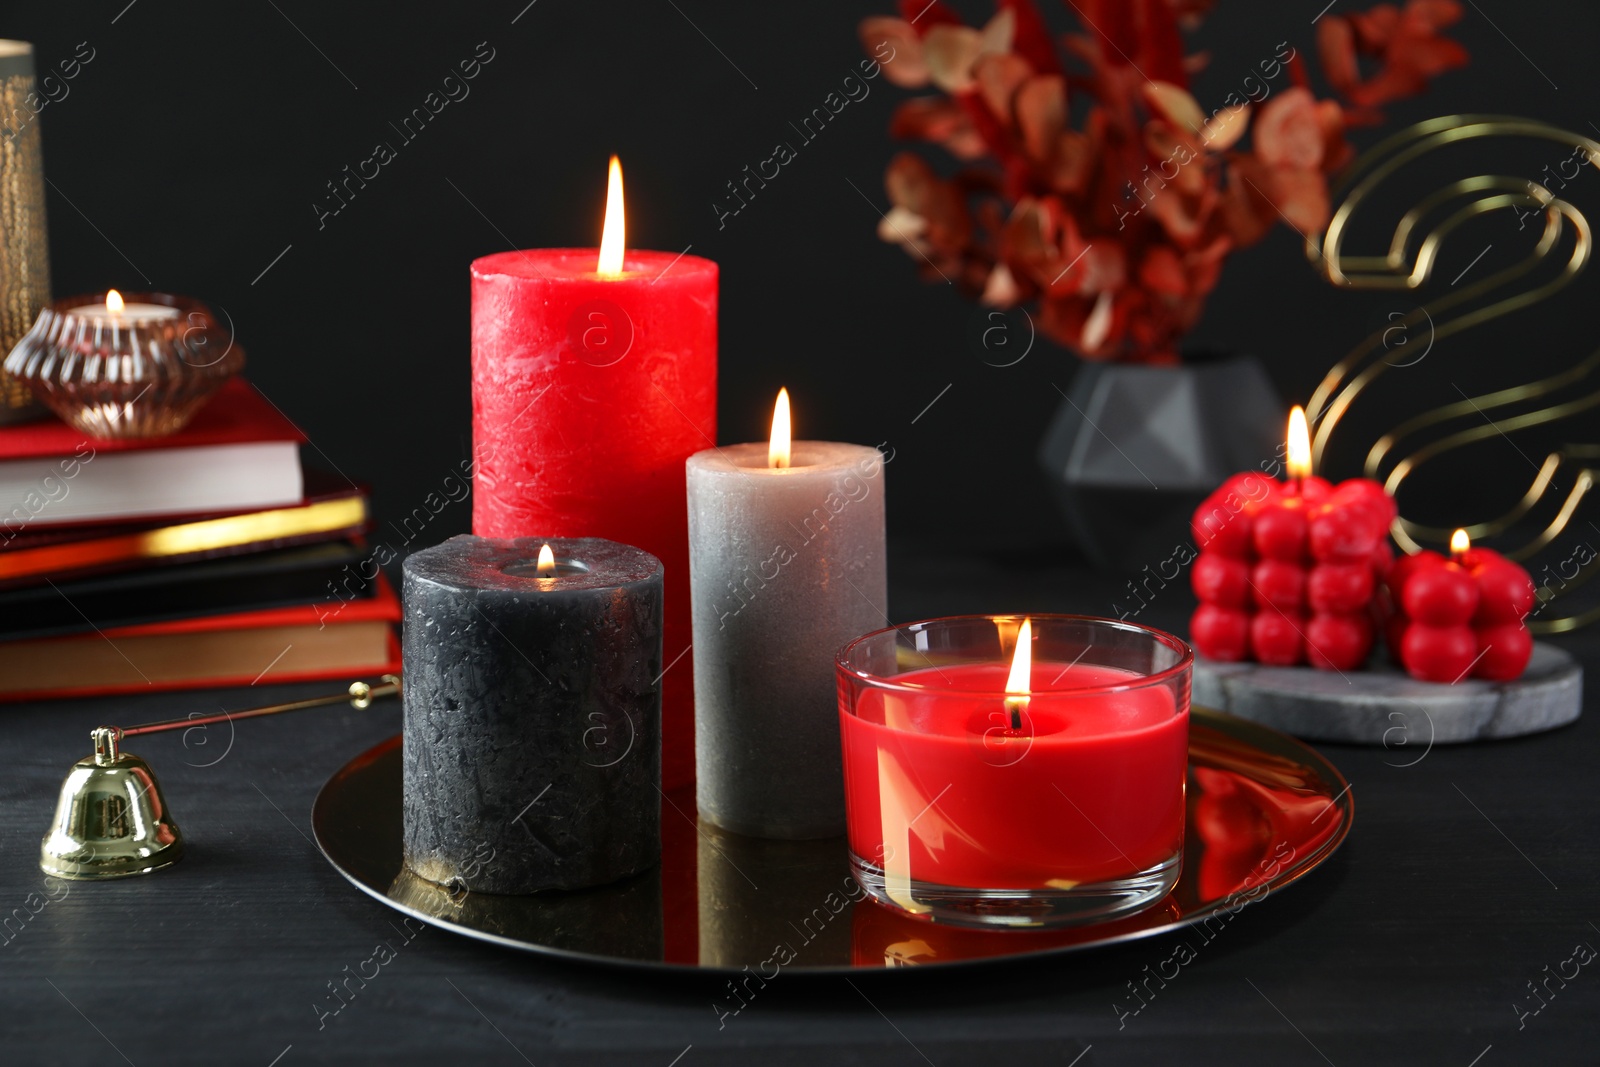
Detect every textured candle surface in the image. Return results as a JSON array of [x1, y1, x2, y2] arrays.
[[402, 535, 662, 893], [687, 441, 887, 838], [1189, 472, 1395, 669], [470, 249, 716, 791]]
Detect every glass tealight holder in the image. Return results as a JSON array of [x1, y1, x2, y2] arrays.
[[836, 614, 1192, 928], [3, 291, 244, 439]]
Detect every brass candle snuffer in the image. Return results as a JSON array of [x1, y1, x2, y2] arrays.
[[40, 676, 400, 880], [1303, 114, 1600, 633]]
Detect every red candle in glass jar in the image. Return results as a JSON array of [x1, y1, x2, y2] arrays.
[[841, 661, 1187, 887], [471, 158, 716, 789], [1190, 407, 1395, 670], [838, 617, 1191, 921], [1386, 529, 1535, 682]]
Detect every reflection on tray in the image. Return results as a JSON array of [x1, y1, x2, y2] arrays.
[[695, 820, 856, 969], [388, 864, 664, 960], [1187, 721, 1346, 902], [315, 708, 1353, 971]]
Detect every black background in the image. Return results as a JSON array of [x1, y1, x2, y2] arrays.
[[9, 0, 1600, 581]]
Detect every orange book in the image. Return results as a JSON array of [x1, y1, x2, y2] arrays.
[[0, 574, 400, 702]]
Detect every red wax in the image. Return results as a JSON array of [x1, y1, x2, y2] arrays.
[[471, 249, 718, 789], [1386, 547, 1535, 682], [839, 663, 1188, 890], [1189, 473, 1395, 670]]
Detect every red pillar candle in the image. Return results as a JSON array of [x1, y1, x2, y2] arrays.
[[1189, 407, 1395, 671], [470, 158, 717, 789], [1386, 529, 1535, 682]]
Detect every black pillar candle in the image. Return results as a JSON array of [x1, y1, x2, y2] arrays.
[[402, 535, 662, 893]]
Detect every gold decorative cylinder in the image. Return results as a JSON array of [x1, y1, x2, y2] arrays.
[[0, 40, 50, 424]]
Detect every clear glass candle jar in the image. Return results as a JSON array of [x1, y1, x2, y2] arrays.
[[836, 614, 1192, 928]]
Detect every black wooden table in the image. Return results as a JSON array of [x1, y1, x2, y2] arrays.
[[4, 550, 1596, 1066]]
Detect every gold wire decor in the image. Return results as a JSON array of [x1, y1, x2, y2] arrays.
[[1303, 115, 1599, 633]]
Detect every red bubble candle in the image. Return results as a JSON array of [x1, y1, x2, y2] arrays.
[[1385, 529, 1535, 682], [471, 157, 717, 789], [837, 615, 1192, 928], [1189, 407, 1396, 671]]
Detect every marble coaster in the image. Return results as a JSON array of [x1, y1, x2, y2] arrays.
[[1193, 642, 1582, 746]]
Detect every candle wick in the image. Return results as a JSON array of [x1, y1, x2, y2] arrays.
[[1005, 696, 1026, 732]]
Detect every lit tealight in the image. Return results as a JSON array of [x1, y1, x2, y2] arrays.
[[64, 290, 180, 324]]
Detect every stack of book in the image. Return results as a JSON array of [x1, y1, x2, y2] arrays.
[[0, 379, 400, 700]]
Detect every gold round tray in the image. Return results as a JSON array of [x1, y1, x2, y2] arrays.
[[311, 707, 1353, 973]]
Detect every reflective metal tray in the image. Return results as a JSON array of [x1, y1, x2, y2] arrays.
[[311, 707, 1352, 973]]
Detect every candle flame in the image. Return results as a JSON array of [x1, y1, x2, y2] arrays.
[[537, 543, 556, 576], [1450, 528, 1470, 558], [769, 387, 791, 469], [1286, 406, 1312, 482], [1005, 617, 1032, 696], [597, 155, 625, 277], [106, 290, 125, 315], [1004, 617, 1031, 730]]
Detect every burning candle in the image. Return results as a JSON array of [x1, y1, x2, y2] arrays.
[[1190, 407, 1395, 670], [470, 157, 717, 790], [400, 534, 663, 893], [837, 615, 1191, 928], [1385, 528, 1535, 682], [62, 289, 181, 325], [686, 389, 887, 839]]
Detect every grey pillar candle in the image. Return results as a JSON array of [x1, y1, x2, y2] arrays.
[[687, 423, 887, 839], [402, 535, 662, 893]]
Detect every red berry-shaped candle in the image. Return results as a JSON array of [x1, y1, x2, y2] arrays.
[[1387, 529, 1535, 682], [1188, 406, 1395, 671]]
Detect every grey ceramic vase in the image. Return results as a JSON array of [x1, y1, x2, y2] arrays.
[[1038, 353, 1284, 570]]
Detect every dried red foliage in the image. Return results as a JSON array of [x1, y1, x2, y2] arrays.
[[861, 0, 1468, 362]]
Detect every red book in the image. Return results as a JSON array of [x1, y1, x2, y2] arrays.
[[0, 574, 400, 702], [0, 379, 306, 530]]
